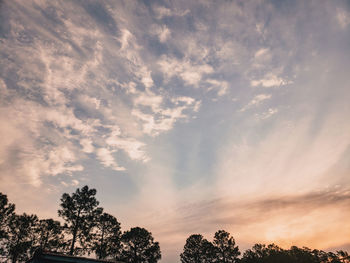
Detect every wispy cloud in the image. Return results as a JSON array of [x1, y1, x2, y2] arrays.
[[206, 79, 229, 96], [153, 5, 190, 19], [158, 56, 213, 86], [240, 94, 272, 112], [336, 8, 350, 28], [256, 108, 279, 120], [152, 25, 171, 43], [251, 74, 291, 88], [254, 48, 270, 58], [96, 148, 125, 171], [140, 188, 350, 261]]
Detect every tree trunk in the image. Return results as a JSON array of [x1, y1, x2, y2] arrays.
[[133, 245, 138, 263], [70, 225, 78, 255], [98, 226, 105, 259], [70, 215, 80, 255]]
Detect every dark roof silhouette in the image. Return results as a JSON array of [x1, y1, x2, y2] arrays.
[[27, 250, 124, 263]]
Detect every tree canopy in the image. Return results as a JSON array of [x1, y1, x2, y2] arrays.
[[34, 219, 65, 252], [3, 213, 38, 263], [181, 231, 240, 263], [0, 189, 162, 262], [180, 232, 350, 263], [1, 189, 349, 263], [121, 227, 161, 263], [0, 192, 15, 239], [58, 185, 103, 255], [213, 230, 240, 263], [240, 243, 350, 263], [92, 212, 122, 260], [181, 234, 209, 263]]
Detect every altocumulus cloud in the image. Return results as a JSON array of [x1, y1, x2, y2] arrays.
[[0, 1, 200, 188]]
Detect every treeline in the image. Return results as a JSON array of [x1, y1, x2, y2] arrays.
[[180, 231, 350, 263], [1, 186, 349, 263], [0, 186, 160, 263]]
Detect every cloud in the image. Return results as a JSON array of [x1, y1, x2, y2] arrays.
[[80, 138, 94, 153], [171, 188, 350, 231], [256, 108, 278, 120], [158, 56, 213, 86], [240, 94, 272, 112], [206, 79, 229, 96], [336, 8, 350, 29], [153, 25, 171, 43], [118, 29, 155, 89], [0, 96, 85, 187], [252, 48, 272, 69], [0, 1, 204, 188], [141, 188, 350, 262], [46, 146, 84, 176], [154, 6, 172, 19], [131, 106, 191, 136], [106, 134, 149, 162], [254, 48, 269, 58], [79, 95, 101, 110], [71, 179, 79, 186], [251, 73, 290, 88], [126, 79, 200, 136], [153, 5, 189, 19], [133, 91, 163, 113], [1, 1, 350, 262], [96, 148, 125, 171], [215, 111, 350, 199]]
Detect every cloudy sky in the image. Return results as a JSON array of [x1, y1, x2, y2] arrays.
[[1, 0, 350, 262]]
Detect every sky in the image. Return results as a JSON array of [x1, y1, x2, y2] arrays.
[[0, 0, 350, 262]]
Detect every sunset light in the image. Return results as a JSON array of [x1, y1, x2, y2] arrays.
[[0, 1, 349, 262]]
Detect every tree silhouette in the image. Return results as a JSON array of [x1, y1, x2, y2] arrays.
[[92, 212, 122, 260], [34, 219, 65, 252], [1, 189, 349, 263], [121, 227, 161, 263], [201, 239, 217, 263], [181, 231, 241, 263], [241, 243, 291, 263], [288, 246, 321, 262], [1, 213, 38, 263], [180, 234, 213, 263], [336, 250, 350, 263], [0, 193, 15, 239], [212, 230, 240, 263], [239, 243, 350, 263], [58, 185, 103, 255]]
